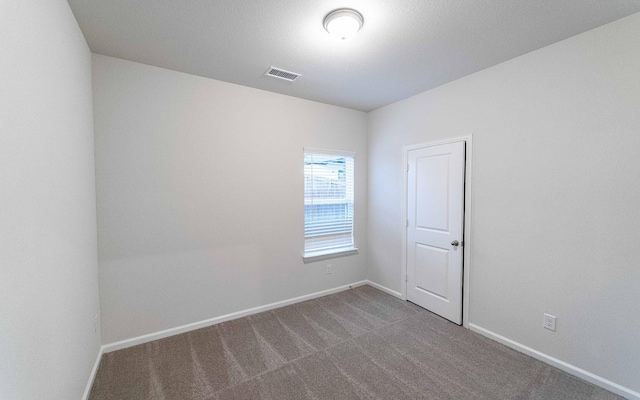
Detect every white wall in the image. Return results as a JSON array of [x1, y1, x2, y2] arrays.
[[92, 55, 368, 344], [367, 13, 640, 394], [0, 1, 101, 399]]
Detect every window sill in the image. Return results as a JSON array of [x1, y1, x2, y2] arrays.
[[303, 247, 358, 263]]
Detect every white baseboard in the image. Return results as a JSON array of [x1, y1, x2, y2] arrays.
[[102, 280, 368, 353], [82, 344, 105, 400], [364, 279, 403, 299], [469, 323, 639, 400]]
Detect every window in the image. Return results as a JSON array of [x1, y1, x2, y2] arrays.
[[304, 148, 357, 259]]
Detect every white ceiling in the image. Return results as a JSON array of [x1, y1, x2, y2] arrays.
[[67, 0, 640, 111]]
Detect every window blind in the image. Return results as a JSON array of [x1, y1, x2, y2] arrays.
[[304, 149, 355, 255]]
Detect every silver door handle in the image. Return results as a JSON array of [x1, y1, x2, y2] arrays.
[[451, 240, 459, 247]]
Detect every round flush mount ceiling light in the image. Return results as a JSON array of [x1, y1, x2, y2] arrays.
[[323, 9, 364, 40]]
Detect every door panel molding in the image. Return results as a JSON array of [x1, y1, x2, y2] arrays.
[[401, 135, 473, 328]]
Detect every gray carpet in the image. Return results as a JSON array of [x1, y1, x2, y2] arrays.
[[89, 285, 622, 399]]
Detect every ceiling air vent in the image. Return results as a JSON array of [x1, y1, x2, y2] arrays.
[[265, 66, 301, 82]]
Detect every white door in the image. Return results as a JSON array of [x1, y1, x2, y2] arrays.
[[406, 141, 465, 324]]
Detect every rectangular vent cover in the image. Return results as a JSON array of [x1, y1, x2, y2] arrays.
[[265, 67, 301, 82]]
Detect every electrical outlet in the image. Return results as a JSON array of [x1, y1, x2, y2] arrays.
[[326, 264, 332, 274], [543, 313, 556, 331]]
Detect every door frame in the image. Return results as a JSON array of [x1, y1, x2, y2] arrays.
[[401, 135, 473, 328]]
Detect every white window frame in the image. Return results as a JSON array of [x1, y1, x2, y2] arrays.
[[303, 147, 358, 262]]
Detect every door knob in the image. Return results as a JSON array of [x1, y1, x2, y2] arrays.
[[451, 240, 459, 247]]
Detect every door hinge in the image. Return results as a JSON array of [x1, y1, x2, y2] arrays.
[[407, 163, 410, 172], [406, 219, 409, 228]]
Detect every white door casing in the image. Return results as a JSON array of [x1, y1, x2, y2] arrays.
[[406, 141, 465, 324]]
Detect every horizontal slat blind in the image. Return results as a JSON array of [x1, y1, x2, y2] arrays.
[[304, 151, 355, 254]]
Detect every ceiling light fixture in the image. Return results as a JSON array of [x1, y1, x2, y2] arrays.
[[323, 8, 364, 41]]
